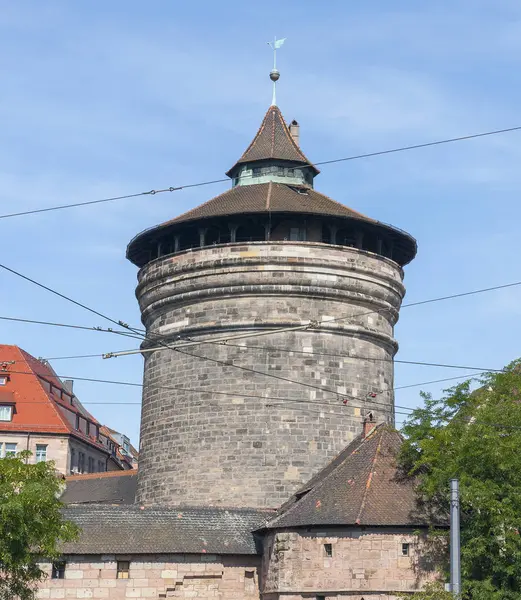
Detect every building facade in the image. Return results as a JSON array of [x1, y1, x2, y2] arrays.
[[0, 345, 136, 475]]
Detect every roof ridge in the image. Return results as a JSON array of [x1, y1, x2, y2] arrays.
[[355, 430, 384, 525], [266, 181, 273, 210], [16, 347, 70, 434], [267, 428, 383, 528]]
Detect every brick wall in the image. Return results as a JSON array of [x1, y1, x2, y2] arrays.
[[261, 528, 438, 598], [36, 554, 260, 599], [135, 241, 406, 508]]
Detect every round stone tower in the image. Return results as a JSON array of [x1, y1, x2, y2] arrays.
[[127, 104, 416, 509]]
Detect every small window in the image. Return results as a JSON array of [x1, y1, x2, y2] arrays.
[[324, 543, 333, 557], [316, 596, 326, 600], [98, 460, 105, 472], [0, 376, 7, 385], [4, 443, 17, 457], [117, 561, 130, 579], [36, 444, 47, 463], [402, 543, 410, 556], [0, 405, 13, 421], [75, 415, 80, 430], [78, 452, 85, 473], [85, 422, 90, 436], [51, 561, 66, 579]]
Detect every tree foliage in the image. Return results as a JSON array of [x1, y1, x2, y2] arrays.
[[0, 453, 78, 600], [400, 361, 521, 599]]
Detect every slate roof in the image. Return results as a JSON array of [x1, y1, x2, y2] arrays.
[[263, 426, 431, 529], [62, 471, 137, 505], [0, 345, 108, 454], [225, 105, 319, 176], [61, 505, 273, 555]]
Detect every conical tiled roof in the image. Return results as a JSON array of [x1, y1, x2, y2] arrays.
[[263, 426, 432, 528], [161, 182, 375, 226], [225, 105, 319, 176]]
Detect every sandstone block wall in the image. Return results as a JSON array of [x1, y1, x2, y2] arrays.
[[36, 554, 260, 599], [0, 433, 69, 472], [135, 242, 405, 508], [261, 528, 436, 598]]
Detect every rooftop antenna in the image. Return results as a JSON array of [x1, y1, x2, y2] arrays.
[[267, 36, 286, 106]]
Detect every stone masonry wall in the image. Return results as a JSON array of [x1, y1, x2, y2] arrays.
[[0, 433, 69, 472], [261, 528, 436, 598], [135, 242, 406, 508], [36, 554, 260, 599]]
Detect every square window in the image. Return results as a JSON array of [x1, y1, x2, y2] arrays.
[[5, 443, 17, 457], [51, 561, 66, 579], [324, 543, 333, 557], [0, 405, 13, 421], [316, 596, 326, 600], [0, 376, 7, 385], [36, 444, 47, 463], [117, 561, 130, 579], [402, 543, 410, 556]]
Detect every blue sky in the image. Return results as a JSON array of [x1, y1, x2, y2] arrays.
[[1, 0, 521, 444]]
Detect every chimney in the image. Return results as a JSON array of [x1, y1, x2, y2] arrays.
[[289, 120, 300, 146], [63, 379, 74, 393], [363, 412, 376, 438]]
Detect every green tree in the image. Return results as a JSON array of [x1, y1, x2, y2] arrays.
[[0, 453, 78, 600], [399, 361, 521, 599]]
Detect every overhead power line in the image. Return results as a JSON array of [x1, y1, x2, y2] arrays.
[[0, 259, 511, 413], [103, 278, 521, 358], [0, 315, 141, 339], [1, 125, 520, 221], [2, 368, 484, 416]]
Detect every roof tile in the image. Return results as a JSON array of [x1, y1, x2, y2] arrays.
[[226, 106, 318, 175], [263, 426, 432, 529], [61, 505, 273, 555]]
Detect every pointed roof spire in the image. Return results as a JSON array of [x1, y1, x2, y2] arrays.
[[225, 105, 319, 177], [268, 36, 286, 106]]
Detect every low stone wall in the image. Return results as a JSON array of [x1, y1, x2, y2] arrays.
[[36, 553, 260, 599]]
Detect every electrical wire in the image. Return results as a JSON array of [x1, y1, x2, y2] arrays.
[[1, 126, 521, 221], [105, 278, 521, 358], [1, 368, 483, 416], [0, 259, 511, 414], [0, 315, 141, 339], [192, 340, 504, 373], [0, 262, 130, 331]]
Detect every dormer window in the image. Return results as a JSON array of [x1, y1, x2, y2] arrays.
[[0, 404, 13, 421], [0, 376, 8, 386]]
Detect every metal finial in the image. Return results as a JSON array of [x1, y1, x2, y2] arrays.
[[267, 36, 286, 106]]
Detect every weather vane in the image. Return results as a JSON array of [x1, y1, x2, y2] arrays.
[[267, 36, 286, 106]]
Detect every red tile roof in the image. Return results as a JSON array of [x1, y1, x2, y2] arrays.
[[0, 345, 109, 454], [66, 469, 137, 481]]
